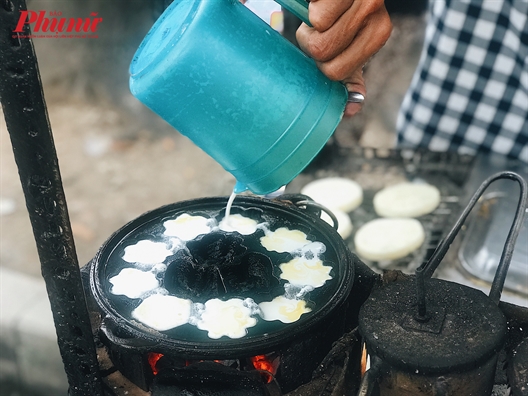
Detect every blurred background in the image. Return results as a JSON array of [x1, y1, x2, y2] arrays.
[[1, 0, 427, 394]]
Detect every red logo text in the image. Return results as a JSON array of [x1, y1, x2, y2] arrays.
[[14, 10, 103, 34]]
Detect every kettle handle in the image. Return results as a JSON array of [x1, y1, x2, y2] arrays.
[[274, 0, 312, 27], [272, 0, 366, 105], [416, 171, 527, 306]]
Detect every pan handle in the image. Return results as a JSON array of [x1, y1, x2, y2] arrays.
[[278, 194, 339, 231], [295, 200, 339, 231], [100, 317, 160, 350]]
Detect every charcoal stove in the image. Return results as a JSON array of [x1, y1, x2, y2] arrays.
[[80, 171, 527, 396], [2, 1, 528, 395], [83, 194, 367, 394]]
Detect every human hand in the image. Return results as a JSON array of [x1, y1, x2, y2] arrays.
[[296, 0, 392, 117]]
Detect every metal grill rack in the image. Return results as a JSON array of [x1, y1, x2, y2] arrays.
[[287, 145, 476, 274]]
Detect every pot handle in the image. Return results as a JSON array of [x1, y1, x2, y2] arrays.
[[100, 317, 160, 350], [274, 0, 311, 26], [295, 199, 339, 231], [415, 171, 527, 307], [279, 194, 339, 230]]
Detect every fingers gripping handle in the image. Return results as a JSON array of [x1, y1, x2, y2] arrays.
[[274, 0, 365, 105]]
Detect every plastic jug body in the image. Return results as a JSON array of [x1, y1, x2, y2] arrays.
[[130, 0, 347, 194]]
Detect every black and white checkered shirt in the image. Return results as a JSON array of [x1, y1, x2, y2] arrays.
[[397, 0, 528, 163]]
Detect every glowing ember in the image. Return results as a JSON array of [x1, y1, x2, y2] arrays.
[[251, 355, 274, 373], [361, 344, 368, 377], [250, 354, 278, 383], [148, 352, 164, 375]]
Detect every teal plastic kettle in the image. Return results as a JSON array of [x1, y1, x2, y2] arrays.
[[130, 0, 348, 194]]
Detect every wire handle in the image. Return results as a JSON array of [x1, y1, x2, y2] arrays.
[[415, 171, 527, 315], [294, 199, 339, 231]]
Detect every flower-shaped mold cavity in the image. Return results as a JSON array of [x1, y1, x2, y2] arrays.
[[195, 298, 258, 339], [163, 213, 214, 241], [217, 206, 264, 236], [279, 257, 332, 288], [219, 213, 259, 235], [109, 268, 160, 299], [259, 296, 312, 324], [164, 233, 279, 303], [260, 227, 312, 253], [132, 294, 192, 331], [122, 240, 173, 264]]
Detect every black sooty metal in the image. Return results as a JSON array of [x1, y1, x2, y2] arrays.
[[357, 171, 527, 396], [0, 0, 104, 394]]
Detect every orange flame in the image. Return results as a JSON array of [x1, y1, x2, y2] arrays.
[[250, 354, 278, 383], [360, 343, 369, 377], [147, 352, 164, 375]]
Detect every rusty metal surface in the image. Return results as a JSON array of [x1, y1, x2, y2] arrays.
[[0, 0, 104, 394]]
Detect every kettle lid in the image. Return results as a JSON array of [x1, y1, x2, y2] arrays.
[[359, 278, 507, 375]]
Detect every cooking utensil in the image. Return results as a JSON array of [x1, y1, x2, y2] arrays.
[[89, 195, 357, 392], [357, 171, 527, 396], [129, 0, 350, 195]]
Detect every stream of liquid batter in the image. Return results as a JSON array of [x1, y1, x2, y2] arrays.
[[224, 190, 237, 223]]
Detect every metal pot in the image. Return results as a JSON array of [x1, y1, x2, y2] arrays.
[[89, 195, 358, 392], [357, 171, 527, 396], [359, 277, 506, 395]]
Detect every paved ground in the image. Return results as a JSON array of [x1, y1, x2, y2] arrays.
[[0, 12, 425, 394]]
